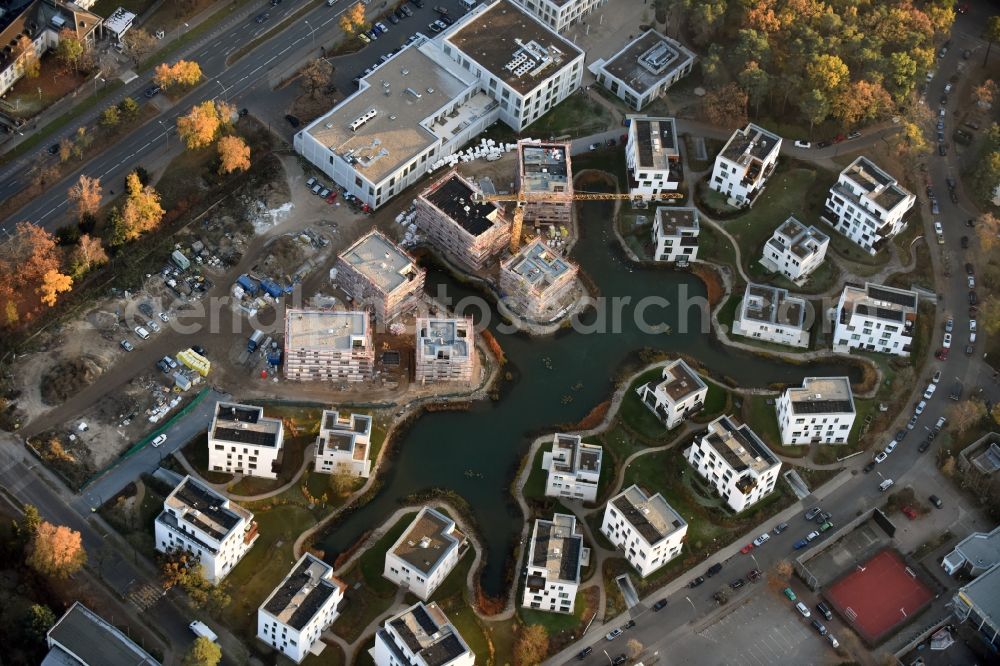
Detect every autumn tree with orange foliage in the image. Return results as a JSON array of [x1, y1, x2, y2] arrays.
[[177, 100, 222, 149], [154, 59, 203, 89], [69, 234, 109, 278], [0, 222, 66, 324], [217, 135, 250, 174], [27, 521, 87, 578], [67, 175, 102, 221], [16, 35, 40, 78], [513, 625, 549, 666], [339, 3, 368, 34], [39, 270, 72, 306], [117, 172, 165, 242]]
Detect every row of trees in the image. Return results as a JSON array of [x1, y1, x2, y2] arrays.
[[154, 59, 203, 90], [670, 0, 957, 131], [175, 100, 252, 175]]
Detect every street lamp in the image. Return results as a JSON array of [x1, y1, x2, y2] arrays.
[[685, 596, 696, 613], [216, 79, 227, 101], [304, 19, 316, 46]]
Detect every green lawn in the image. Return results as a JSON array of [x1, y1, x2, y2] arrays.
[[742, 395, 781, 449], [694, 381, 731, 423], [724, 169, 819, 265], [717, 292, 742, 330], [518, 590, 588, 633], [814, 217, 890, 268], [525, 92, 614, 139], [359, 511, 418, 596], [698, 223, 739, 267], [618, 369, 672, 442], [522, 446, 549, 501], [330, 564, 398, 644]]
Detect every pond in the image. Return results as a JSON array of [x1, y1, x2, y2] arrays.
[[315, 197, 859, 596]]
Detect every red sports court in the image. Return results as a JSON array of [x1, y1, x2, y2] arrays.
[[824, 549, 934, 644]]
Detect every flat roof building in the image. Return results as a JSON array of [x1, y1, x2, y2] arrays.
[[336, 231, 426, 323], [652, 206, 699, 264], [511, 0, 604, 33], [371, 602, 474, 666], [257, 553, 347, 663], [415, 317, 476, 384], [208, 402, 284, 479], [685, 415, 781, 512], [710, 123, 782, 208], [759, 216, 829, 284], [824, 157, 915, 255], [590, 30, 695, 110], [284, 309, 374, 382], [833, 282, 918, 357], [518, 140, 573, 227], [542, 433, 602, 503], [414, 170, 510, 271], [498, 238, 578, 322], [953, 561, 1000, 649], [44, 602, 160, 666], [776, 377, 855, 445], [732, 283, 810, 348], [314, 410, 373, 478], [635, 358, 708, 429], [601, 484, 687, 577], [626, 115, 683, 199], [523, 513, 589, 614], [154, 475, 258, 583], [384, 507, 468, 600], [943, 525, 1000, 577]]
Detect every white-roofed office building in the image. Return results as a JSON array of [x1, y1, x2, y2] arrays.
[[776, 377, 855, 445], [590, 30, 695, 111]]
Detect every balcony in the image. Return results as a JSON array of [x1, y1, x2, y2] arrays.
[[244, 521, 259, 545]]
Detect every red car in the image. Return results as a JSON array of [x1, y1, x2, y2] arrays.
[[901, 506, 918, 520], [325, 192, 338, 204], [740, 544, 754, 554], [936, 348, 950, 361]]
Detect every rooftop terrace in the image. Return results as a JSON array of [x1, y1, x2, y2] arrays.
[[550, 433, 602, 475], [631, 116, 679, 170], [417, 317, 472, 361], [612, 484, 686, 545], [838, 157, 912, 212], [211, 402, 281, 448], [599, 30, 694, 94], [721, 123, 781, 166], [840, 283, 918, 325], [654, 358, 707, 402], [285, 309, 370, 351], [768, 216, 829, 260], [741, 284, 805, 328], [529, 513, 584, 583], [165, 476, 246, 542], [340, 231, 422, 295], [387, 602, 469, 666], [446, 0, 582, 95]]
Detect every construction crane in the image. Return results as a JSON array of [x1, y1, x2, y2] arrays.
[[473, 190, 685, 252]]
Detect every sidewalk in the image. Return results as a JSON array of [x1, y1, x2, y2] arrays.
[[543, 468, 857, 665]]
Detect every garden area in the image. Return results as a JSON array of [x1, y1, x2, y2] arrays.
[[524, 90, 615, 140]]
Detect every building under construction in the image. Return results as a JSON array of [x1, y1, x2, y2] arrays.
[[335, 230, 426, 323], [414, 317, 476, 384], [517, 140, 573, 230], [283, 309, 375, 382], [498, 238, 578, 321], [414, 170, 511, 271]]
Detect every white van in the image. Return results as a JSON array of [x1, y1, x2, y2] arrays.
[[460, 0, 476, 9], [326, 0, 338, 5], [879, 479, 894, 492], [189, 621, 218, 643], [134, 326, 150, 340]]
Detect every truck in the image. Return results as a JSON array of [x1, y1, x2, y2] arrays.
[[247, 330, 265, 353], [236, 274, 259, 297], [189, 621, 218, 643]]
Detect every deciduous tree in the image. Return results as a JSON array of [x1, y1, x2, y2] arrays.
[[16, 35, 40, 79], [339, 3, 368, 34], [183, 637, 221, 666], [985, 16, 1000, 66], [39, 269, 72, 306], [0, 222, 64, 321], [300, 58, 333, 98], [513, 625, 548, 666], [216, 135, 250, 174], [177, 100, 222, 149], [100, 105, 120, 128], [24, 604, 56, 642], [154, 59, 202, 88], [124, 28, 158, 66], [702, 82, 748, 128], [68, 175, 102, 220], [119, 171, 165, 241], [800, 88, 830, 131], [183, 637, 222, 666], [21, 504, 41, 536], [56, 29, 84, 71], [627, 638, 644, 659], [118, 96, 140, 120], [976, 212, 1000, 252], [27, 521, 86, 578], [328, 465, 357, 496], [69, 234, 109, 278], [948, 399, 987, 436], [973, 80, 998, 107]]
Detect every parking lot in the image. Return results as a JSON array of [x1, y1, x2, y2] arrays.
[[667, 591, 839, 665]]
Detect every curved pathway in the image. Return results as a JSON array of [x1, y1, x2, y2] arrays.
[[171, 444, 316, 502]]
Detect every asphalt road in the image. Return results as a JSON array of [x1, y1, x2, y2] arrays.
[[0, 0, 473, 235]]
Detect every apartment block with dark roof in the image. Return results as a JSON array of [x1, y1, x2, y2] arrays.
[[600, 484, 687, 577], [709, 123, 782, 208], [651, 206, 699, 264], [759, 216, 829, 284], [626, 115, 683, 199], [522, 513, 589, 613], [383, 507, 467, 600], [257, 553, 347, 663], [832, 282, 918, 357], [208, 402, 284, 479], [635, 358, 708, 429], [776, 377, 855, 445], [824, 156, 915, 255], [732, 283, 810, 348], [370, 601, 474, 666]]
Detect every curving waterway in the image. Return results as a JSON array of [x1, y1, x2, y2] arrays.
[[316, 197, 860, 596]]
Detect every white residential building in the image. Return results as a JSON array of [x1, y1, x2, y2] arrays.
[[371, 602, 474, 666], [154, 475, 259, 584], [384, 507, 467, 600], [710, 124, 782, 208], [314, 410, 373, 478], [590, 30, 696, 110], [759, 217, 829, 284], [511, 0, 602, 33], [732, 283, 810, 348], [542, 433, 602, 502], [626, 115, 682, 199], [635, 358, 708, 429], [415, 317, 476, 384], [295, 1, 584, 212], [207, 402, 284, 479], [523, 513, 589, 614], [824, 157, 916, 255], [257, 553, 347, 663], [942, 525, 1000, 577], [46, 602, 161, 666], [685, 416, 781, 512], [601, 484, 687, 577], [776, 377, 856, 445], [651, 206, 699, 264], [832, 282, 918, 357]]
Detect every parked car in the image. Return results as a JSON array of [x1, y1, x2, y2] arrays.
[[706, 563, 723, 577], [783, 588, 797, 601], [606, 628, 623, 641], [577, 647, 593, 660], [611, 656, 627, 666], [428, 21, 442, 31], [254, 12, 270, 23], [961, 235, 969, 248], [441, 14, 454, 24], [152, 434, 167, 447], [156, 359, 169, 373], [358, 32, 370, 43], [863, 461, 876, 473], [930, 494, 943, 509], [794, 140, 811, 148], [817, 601, 833, 620], [730, 578, 746, 590], [401, 4, 413, 15], [144, 85, 161, 98], [652, 598, 668, 611], [828, 635, 840, 649], [773, 522, 789, 534], [806, 530, 820, 542], [815, 511, 831, 524], [811, 619, 828, 636], [752, 533, 770, 547], [918, 438, 932, 453], [120, 340, 134, 352], [375, 21, 389, 32], [885, 441, 898, 455], [942, 333, 952, 349], [134, 326, 150, 340], [158, 312, 169, 322], [924, 383, 937, 399], [689, 576, 705, 588], [388, 13, 399, 23], [875, 451, 888, 463], [819, 521, 834, 532], [847, 131, 861, 140], [793, 538, 809, 549], [740, 543, 754, 554], [894, 429, 907, 442], [879, 478, 895, 492], [804, 507, 822, 521], [796, 602, 811, 617], [192, 345, 206, 356]]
